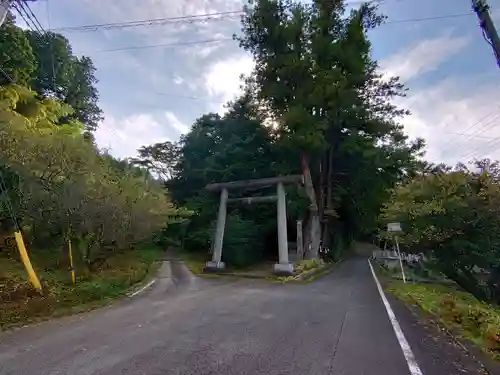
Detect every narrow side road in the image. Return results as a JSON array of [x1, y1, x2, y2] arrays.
[[0, 257, 489, 374]]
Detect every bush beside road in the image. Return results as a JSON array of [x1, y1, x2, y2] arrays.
[[386, 273, 500, 364], [0, 246, 164, 330]]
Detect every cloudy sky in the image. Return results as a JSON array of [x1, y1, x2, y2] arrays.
[[21, 0, 500, 165]]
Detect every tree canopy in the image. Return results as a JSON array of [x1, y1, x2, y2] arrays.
[[0, 15, 36, 86], [0, 15, 103, 132], [0, 84, 178, 268], [381, 161, 500, 302]]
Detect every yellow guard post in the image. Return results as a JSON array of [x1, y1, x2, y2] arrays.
[[14, 231, 42, 291], [68, 239, 75, 284]]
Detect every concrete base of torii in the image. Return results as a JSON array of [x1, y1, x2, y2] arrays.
[[204, 261, 226, 272], [273, 263, 294, 276]]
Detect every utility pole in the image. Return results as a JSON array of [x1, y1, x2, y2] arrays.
[[473, 0, 500, 68], [0, 0, 9, 27]]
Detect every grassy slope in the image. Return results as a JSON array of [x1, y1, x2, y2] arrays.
[[388, 280, 500, 361], [0, 246, 164, 330]]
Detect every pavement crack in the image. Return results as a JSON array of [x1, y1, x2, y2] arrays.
[[330, 309, 347, 363], [328, 290, 352, 373]]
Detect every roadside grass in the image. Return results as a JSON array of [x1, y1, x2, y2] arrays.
[[0, 246, 164, 330], [273, 259, 329, 283], [388, 279, 500, 361]]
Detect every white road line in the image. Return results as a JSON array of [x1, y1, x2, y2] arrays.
[[368, 259, 424, 375], [129, 279, 156, 298]]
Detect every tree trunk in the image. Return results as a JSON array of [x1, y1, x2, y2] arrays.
[[318, 158, 325, 223], [303, 211, 311, 260], [301, 153, 321, 259], [322, 147, 334, 248], [58, 229, 71, 269]]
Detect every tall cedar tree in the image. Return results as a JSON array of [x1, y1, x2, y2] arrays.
[[237, 0, 423, 257]]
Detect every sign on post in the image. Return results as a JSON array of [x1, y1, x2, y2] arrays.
[[386, 222, 406, 283], [387, 222, 402, 233]]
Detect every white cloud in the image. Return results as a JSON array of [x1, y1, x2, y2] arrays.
[[165, 112, 190, 134], [173, 75, 184, 85], [94, 112, 189, 158], [380, 33, 469, 82], [204, 53, 254, 112], [400, 77, 500, 165], [180, 40, 230, 59]]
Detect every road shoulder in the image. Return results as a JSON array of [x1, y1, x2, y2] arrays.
[[383, 285, 494, 374]]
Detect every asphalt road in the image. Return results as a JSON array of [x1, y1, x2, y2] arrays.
[[0, 257, 490, 375]]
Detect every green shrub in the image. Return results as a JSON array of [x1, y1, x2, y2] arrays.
[[0, 247, 163, 329], [294, 259, 324, 274], [222, 214, 263, 268]]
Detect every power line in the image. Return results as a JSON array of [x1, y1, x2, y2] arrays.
[[55, 0, 387, 34], [91, 11, 477, 54], [14, 0, 44, 33], [454, 112, 500, 143], [447, 131, 499, 140], [385, 12, 475, 25], [18, 0, 45, 31], [45, 0, 56, 91], [93, 38, 233, 53], [54, 8, 476, 35], [461, 132, 500, 160], [13, 0, 58, 92], [11, 1, 38, 32], [456, 118, 500, 160], [52, 10, 243, 33], [439, 106, 500, 152]]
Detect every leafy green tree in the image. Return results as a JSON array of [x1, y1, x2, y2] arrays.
[[132, 141, 181, 182], [381, 163, 500, 301], [164, 97, 287, 265], [0, 14, 37, 85], [64, 56, 102, 132], [0, 84, 178, 269], [25, 31, 103, 132], [170, 98, 279, 204]]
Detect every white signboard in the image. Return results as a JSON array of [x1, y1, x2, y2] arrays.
[[387, 222, 402, 233]]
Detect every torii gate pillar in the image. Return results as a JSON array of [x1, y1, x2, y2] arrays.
[[204, 175, 303, 275]]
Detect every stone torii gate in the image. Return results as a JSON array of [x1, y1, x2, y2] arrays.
[[204, 175, 304, 275]]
